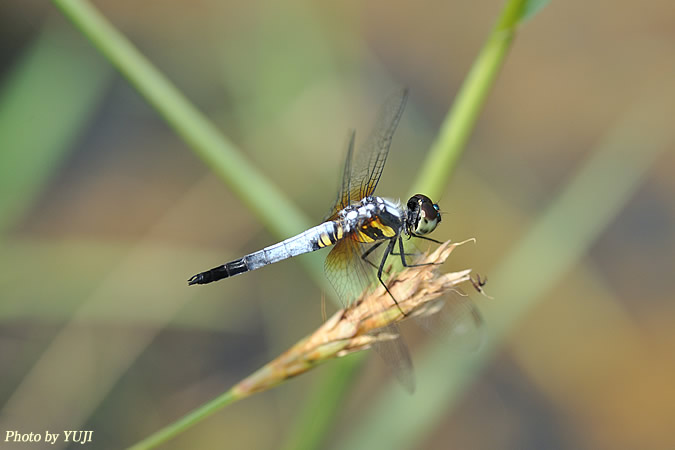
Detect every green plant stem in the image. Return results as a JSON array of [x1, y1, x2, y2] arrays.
[[128, 390, 237, 450], [276, 1, 538, 449], [281, 353, 366, 450], [52, 0, 313, 244], [412, 0, 527, 199], [284, 1, 534, 449], [54, 0, 540, 448], [336, 95, 671, 450], [51, 1, 331, 448]]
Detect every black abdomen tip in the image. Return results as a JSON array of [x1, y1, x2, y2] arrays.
[[188, 265, 232, 285], [188, 273, 205, 285]]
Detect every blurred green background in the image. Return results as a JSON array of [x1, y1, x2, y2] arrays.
[[1, 1, 674, 449]]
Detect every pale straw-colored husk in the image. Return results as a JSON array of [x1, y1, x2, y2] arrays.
[[231, 239, 479, 398]]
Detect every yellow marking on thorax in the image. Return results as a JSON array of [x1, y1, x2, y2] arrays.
[[353, 218, 397, 243], [365, 218, 397, 238], [355, 230, 376, 243]]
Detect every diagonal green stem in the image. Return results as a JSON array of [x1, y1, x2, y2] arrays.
[[53, 0, 545, 448], [289, 1, 536, 449], [280, 353, 366, 450], [336, 93, 670, 450], [127, 390, 237, 450], [412, 0, 527, 200], [52, 0, 314, 247]]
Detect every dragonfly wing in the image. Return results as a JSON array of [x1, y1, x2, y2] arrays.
[[323, 129, 356, 221], [352, 88, 408, 200], [324, 237, 373, 306], [414, 289, 485, 352], [372, 327, 415, 393], [324, 236, 415, 390], [324, 89, 408, 222], [322, 89, 414, 390]]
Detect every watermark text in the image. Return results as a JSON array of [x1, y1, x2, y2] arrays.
[[4, 430, 93, 445]]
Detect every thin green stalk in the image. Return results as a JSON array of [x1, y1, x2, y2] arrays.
[[281, 353, 366, 450], [53, 0, 548, 448], [128, 390, 238, 450], [412, 0, 528, 199], [285, 1, 542, 449], [51, 0, 313, 246], [336, 96, 671, 450], [50, 1, 330, 447], [127, 342, 365, 450]]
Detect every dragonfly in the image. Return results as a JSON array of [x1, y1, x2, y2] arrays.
[[188, 89, 482, 391]]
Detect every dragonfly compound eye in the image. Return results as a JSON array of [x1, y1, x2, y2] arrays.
[[408, 194, 441, 235]]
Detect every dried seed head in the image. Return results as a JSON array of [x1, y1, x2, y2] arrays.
[[231, 239, 482, 399]]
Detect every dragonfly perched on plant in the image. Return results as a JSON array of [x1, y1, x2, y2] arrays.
[[189, 89, 483, 391]]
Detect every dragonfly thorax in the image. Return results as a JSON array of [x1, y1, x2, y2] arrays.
[[338, 196, 404, 242]]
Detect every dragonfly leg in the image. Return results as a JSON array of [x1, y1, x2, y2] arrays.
[[398, 235, 442, 268], [362, 241, 405, 275], [410, 233, 443, 245], [361, 241, 384, 271], [377, 238, 407, 317], [390, 248, 418, 269]]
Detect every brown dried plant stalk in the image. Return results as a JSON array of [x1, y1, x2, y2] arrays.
[[231, 239, 479, 399]]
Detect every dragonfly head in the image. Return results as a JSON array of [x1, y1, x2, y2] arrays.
[[407, 194, 441, 235]]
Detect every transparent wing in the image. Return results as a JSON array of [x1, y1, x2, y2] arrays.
[[324, 129, 356, 221], [414, 288, 485, 352], [371, 329, 415, 393], [324, 236, 415, 391], [324, 237, 373, 306], [324, 89, 409, 221], [322, 89, 414, 390], [351, 88, 408, 201]]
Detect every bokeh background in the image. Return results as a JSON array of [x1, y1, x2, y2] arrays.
[[1, 0, 674, 449]]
